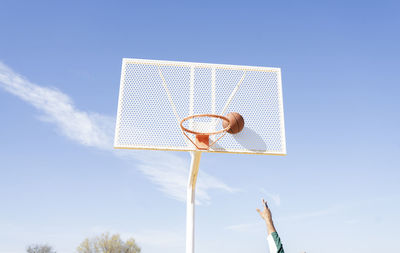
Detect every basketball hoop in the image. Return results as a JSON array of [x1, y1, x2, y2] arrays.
[[115, 58, 286, 253], [180, 114, 231, 150]]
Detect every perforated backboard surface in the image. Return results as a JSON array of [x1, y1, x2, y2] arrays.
[[114, 58, 286, 155]]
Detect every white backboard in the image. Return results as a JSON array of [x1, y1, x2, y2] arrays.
[[114, 58, 286, 155]]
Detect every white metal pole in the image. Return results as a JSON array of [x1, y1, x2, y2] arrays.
[[186, 151, 202, 253]]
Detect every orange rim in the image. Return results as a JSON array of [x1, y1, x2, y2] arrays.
[[180, 114, 231, 135], [180, 114, 231, 150]]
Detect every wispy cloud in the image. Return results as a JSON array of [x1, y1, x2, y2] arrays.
[[119, 150, 236, 204], [0, 61, 235, 204], [225, 222, 263, 232], [0, 62, 114, 150], [260, 188, 281, 206], [225, 205, 342, 233], [276, 198, 386, 223], [278, 205, 344, 222]]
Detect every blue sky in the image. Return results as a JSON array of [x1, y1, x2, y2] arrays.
[[0, 1, 399, 252]]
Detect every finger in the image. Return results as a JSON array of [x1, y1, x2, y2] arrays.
[[256, 208, 261, 215], [262, 198, 268, 209]]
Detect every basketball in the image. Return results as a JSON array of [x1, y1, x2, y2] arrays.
[[222, 112, 244, 134]]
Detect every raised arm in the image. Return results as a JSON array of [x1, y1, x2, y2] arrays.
[[257, 198, 285, 253], [256, 198, 276, 235]]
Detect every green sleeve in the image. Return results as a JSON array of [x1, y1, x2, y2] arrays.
[[271, 232, 285, 253]]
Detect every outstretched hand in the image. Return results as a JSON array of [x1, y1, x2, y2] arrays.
[[256, 199, 272, 222], [256, 198, 276, 235]]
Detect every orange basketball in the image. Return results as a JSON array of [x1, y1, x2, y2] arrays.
[[222, 112, 244, 134]]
